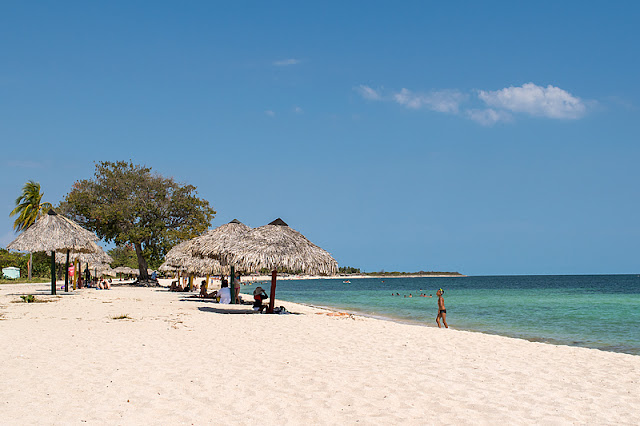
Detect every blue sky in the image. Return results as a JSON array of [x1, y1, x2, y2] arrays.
[[1, 1, 639, 275]]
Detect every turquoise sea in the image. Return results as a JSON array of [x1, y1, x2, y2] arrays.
[[242, 275, 640, 355]]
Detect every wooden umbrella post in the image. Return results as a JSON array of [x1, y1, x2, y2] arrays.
[[50, 250, 56, 295], [64, 249, 70, 292], [73, 259, 78, 290], [268, 269, 277, 314], [230, 266, 235, 304]]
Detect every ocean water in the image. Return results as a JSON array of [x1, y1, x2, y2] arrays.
[[242, 275, 640, 355]]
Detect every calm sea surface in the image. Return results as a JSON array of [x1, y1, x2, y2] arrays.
[[242, 275, 640, 355]]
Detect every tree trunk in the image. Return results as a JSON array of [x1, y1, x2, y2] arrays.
[[28, 252, 32, 280], [134, 242, 150, 282]]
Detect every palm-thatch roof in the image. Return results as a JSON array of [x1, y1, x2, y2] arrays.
[[188, 219, 252, 259], [7, 209, 99, 254], [94, 264, 116, 276], [162, 239, 226, 275], [55, 241, 113, 265], [113, 266, 137, 275], [214, 218, 338, 275]]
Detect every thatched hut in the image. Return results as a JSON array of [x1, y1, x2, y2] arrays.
[[204, 218, 338, 312], [55, 241, 112, 265], [7, 209, 100, 294], [188, 219, 251, 260], [217, 218, 338, 276], [162, 239, 227, 290]]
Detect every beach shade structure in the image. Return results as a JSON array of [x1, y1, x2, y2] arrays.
[[187, 219, 252, 301], [113, 266, 137, 278], [211, 218, 338, 313], [7, 209, 100, 294], [188, 219, 252, 259], [55, 241, 112, 266], [162, 239, 228, 290], [95, 264, 116, 277], [56, 241, 113, 287]]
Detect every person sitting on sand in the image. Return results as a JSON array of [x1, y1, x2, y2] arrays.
[[199, 280, 208, 298], [252, 286, 269, 312], [436, 288, 448, 328], [217, 280, 231, 304]]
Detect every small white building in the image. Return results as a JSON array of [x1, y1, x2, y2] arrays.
[[2, 267, 20, 279]]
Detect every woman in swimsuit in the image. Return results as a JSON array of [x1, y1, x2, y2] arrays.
[[436, 288, 448, 328]]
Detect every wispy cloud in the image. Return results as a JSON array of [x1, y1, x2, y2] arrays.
[[355, 82, 591, 125], [478, 83, 587, 119], [355, 85, 382, 101], [273, 58, 300, 66], [393, 88, 466, 114], [265, 110, 276, 117], [466, 108, 512, 126], [294, 106, 303, 114]]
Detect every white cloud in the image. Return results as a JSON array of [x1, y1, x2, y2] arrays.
[[273, 58, 300, 66], [355, 85, 382, 101], [294, 106, 303, 114], [393, 88, 466, 114], [478, 83, 587, 119], [466, 109, 512, 126], [265, 110, 276, 117]]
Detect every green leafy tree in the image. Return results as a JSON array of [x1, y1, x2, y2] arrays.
[[9, 180, 53, 279], [59, 161, 216, 281], [108, 244, 139, 269], [339, 266, 361, 274]]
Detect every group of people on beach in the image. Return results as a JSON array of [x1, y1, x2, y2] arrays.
[[169, 275, 270, 313]]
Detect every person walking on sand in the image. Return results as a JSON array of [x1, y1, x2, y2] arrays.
[[436, 288, 448, 328]]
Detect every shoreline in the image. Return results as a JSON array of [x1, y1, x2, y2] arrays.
[[258, 296, 640, 356], [5, 278, 636, 356]]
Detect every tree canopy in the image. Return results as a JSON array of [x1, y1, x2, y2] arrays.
[[59, 161, 215, 281], [10, 180, 52, 232], [108, 244, 139, 269]]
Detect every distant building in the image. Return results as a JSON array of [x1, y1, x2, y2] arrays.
[[2, 267, 20, 279]]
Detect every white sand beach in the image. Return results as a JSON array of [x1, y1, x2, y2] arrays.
[[1, 282, 639, 425]]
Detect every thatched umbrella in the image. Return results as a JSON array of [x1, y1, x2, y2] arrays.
[[188, 219, 251, 259], [188, 219, 252, 301], [7, 209, 99, 294], [113, 266, 137, 279], [56, 241, 112, 287], [207, 218, 338, 313], [163, 239, 227, 290], [55, 242, 112, 266], [95, 264, 115, 277]]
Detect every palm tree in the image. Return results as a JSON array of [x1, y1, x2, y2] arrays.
[[10, 180, 53, 279]]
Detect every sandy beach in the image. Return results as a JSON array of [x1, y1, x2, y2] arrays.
[[1, 282, 638, 425]]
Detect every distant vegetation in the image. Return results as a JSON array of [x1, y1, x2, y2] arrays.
[[338, 266, 463, 276], [0, 248, 51, 280], [108, 245, 142, 269], [363, 271, 463, 276]]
